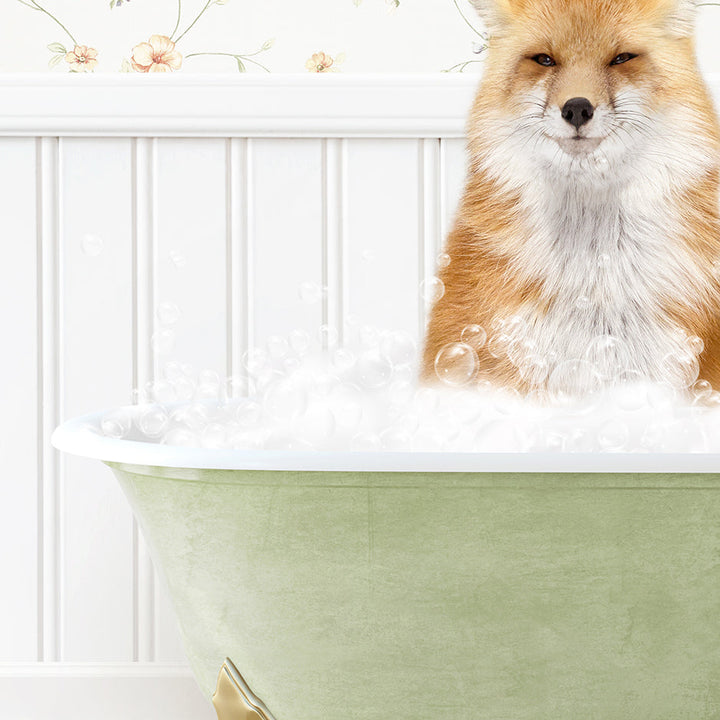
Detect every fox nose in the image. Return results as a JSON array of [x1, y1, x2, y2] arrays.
[[561, 97, 595, 130]]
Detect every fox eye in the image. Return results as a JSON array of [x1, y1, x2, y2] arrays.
[[532, 54, 556, 67], [610, 52, 638, 66]]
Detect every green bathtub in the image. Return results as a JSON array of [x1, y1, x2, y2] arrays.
[[53, 409, 720, 720]]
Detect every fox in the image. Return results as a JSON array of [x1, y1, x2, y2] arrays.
[[422, 0, 720, 396]]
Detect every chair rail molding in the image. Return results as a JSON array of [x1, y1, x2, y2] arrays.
[[0, 74, 483, 138]]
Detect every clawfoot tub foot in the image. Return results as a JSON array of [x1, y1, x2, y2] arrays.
[[212, 658, 277, 720]]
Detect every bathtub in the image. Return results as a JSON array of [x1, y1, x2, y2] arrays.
[[53, 406, 720, 720]]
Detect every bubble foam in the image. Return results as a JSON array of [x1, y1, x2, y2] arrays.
[[99, 322, 720, 454]]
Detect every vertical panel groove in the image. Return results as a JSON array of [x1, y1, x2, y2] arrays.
[[245, 139, 255, 354], [38, 136, 61, 662], [418, 138, 441, 336], [228, 138, 251, 378], [131, 137, 156, 663], [321, 139, 346, 345]]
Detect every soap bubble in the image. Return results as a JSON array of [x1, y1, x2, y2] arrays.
[[289, 329, 311, 356], [598, 420, 629, 451], [169, 250, 187, 269], [585, 335, 632, 379], [420, 277, 445, 304], [575, 296, 591, 310], [692, 379, 713, 402], [146, 379, 176, 404], [436, 252, 451, 269], [661, 350, 700, 390], [361, 249, 376, 263], [156, 302, 181, 326], [357, 349, 394, 390], [201, 422, 227, 449], [434, 343, 478, 387], [461, 325, 487, 351], [267, 335, 289, 360], [318, 324, 339, 349], [242, 347, 269, 375], [687, 335, 705, 356], [235, 400, 263, 428], [264, 378, 308, 420], [81, 234, 103, 257], [162, 428, 198, 447], [298, 281, 322, 305], [137, 405, 169, 437], [332, 348, 356, 372], [547, 359, 602, 404], [351, 432, 382, 452], [151, 329, 175, 356], [225, 375, 255, 401], [359, 325, 380, 348], [379, 331, 416, 367], [518, 355, 549, 387], [487, 334, 511, 359], [101, 409, 131, 438]]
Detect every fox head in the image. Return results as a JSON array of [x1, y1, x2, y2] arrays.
[[467, 0, 719, 189]]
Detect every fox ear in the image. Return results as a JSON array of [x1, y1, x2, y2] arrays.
[[469, 0, 509, 35], [665, 0, 697, 37]]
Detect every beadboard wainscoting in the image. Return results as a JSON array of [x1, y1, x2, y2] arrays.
[[3, 73, 720, 719], [0, 74, 476, 720]]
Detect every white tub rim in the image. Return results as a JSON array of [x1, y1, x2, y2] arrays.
[[51, 405, 720, 474]]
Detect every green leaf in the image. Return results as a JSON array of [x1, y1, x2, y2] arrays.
[[235, 57, 246, 73], [48, 53, 65, 69], [47, 42, 66, 54]]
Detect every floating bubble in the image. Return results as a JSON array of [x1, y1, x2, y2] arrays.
[[267, 335, 289, 360], [692, 379, 713, 402], [162, 428, 198, 447], [359, 325, 380, 348], [380, 331, 416, 367], [434, 343, 478, 387], [357, 349, 394, 390], [547, 359, 602, 404], [101, 409, 131, 439], [202, 422, 227, 449], [436, 252, 451, 269], [661, 350, 700, 390], [225, 375, 255, 401], [81, 234, 103, 257], [137, 405, 169, 437], [461, 325, 487, 351], [298, 281, 322, 305], [289, 329, 311, 356], [156, 302, 181, 326], [264, 378, 308, 420], [487, 334, 511, 359], [585, 335, 632, 379], [420, 277, 445, 304], [151, 329, 175, 356], [598, 420, 629, 451], [242, 347, 269, 375], [361, 250, 376, 263], [575, 296, 591, 310], [332, 348, 356, 372], [687, 335, 705, 356], [169, 250, 187, 268], [146, 379, 176, 404], [236, 400, 263, 428], [318, 324, 339, 349]]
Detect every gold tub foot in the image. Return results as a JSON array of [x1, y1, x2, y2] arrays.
[[212, 658, 276, 720]]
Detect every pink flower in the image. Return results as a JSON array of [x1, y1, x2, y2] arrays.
[[305, 52, 335, 73], [131, 35, 182, 73], [65, 45, 98, 72]]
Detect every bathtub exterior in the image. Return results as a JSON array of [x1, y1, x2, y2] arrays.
[[109, 462, 720, 720]]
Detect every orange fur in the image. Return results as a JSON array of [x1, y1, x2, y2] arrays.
[[422, 0, 720, 393]]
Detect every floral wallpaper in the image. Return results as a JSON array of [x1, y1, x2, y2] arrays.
[[3, 0, 720, 75]]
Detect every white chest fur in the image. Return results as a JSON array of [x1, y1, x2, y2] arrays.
[[510, 179, 705, 384]]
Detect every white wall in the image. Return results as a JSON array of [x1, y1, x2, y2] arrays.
[[0, 75, 472, 719]]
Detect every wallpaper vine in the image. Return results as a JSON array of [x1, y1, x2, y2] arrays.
[[5, 0, 487, 74], [4, 0, 720, 75]]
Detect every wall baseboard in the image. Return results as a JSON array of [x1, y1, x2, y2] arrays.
[[0, 664, 215, 720]]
